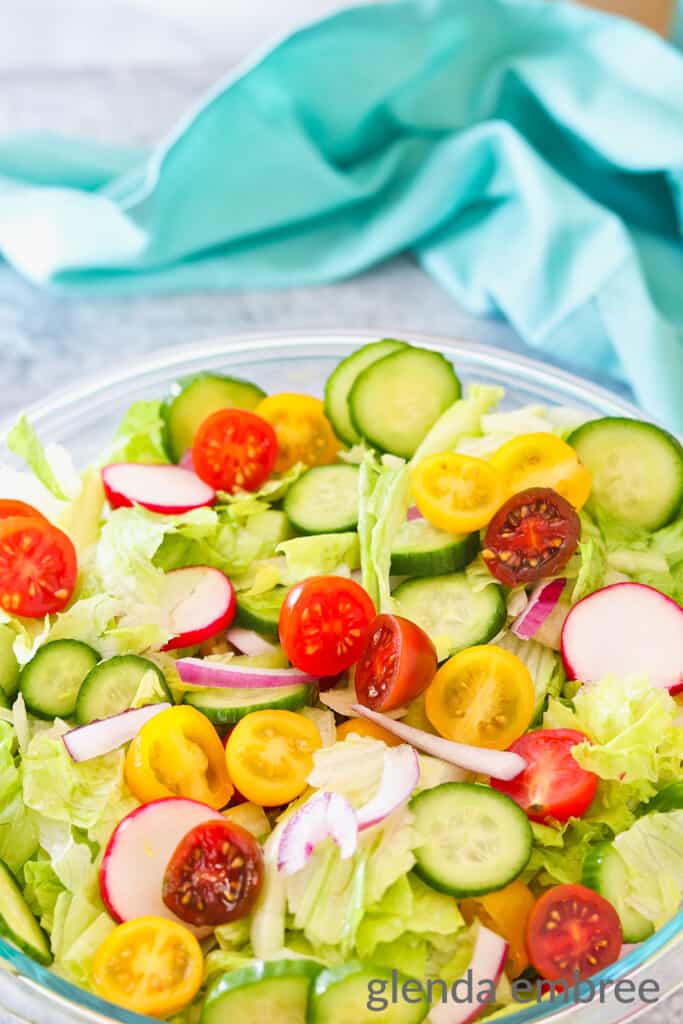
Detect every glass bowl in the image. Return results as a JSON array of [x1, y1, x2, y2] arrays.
[[0, 330, 680, 1024]]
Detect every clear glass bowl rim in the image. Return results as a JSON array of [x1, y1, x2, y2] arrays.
[[0, 328, 680, 1024]]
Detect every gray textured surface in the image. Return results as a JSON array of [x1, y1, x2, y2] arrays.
[[0, 1, 680, 1021]]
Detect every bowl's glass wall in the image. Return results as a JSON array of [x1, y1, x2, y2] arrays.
[[0, 331, 680, 1024]]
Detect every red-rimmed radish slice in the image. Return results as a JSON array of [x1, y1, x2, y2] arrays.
[[226, 627, 278, 658], [350, 704, 526, 781], [277, 791, 357, 875], [561, 582, 683, 691], [429, 925, 509, 1024], [176, 657, 315, 688], [100, 797, 225, 935], [162, 566, 236, 651], [511, 578, 566, 641], [101, 462, 215, 514], [62, 703, 170, 762], [356, 744, 419, 830]]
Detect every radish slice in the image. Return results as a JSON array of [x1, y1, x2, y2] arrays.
[[406, 505, 423, 521], [350, 705, 526, 781], [561, 582, 683, 691], [429, 925, 508, 1024], [62, 703, 170, 762], [179, 450, 194, 471], [100, 797, 225, 935], [511, 578, 566, 640], [161, 566, 236, 651], [277, 791, 358, 875], [101, 462, 215, 514], [320, 686, 406, 720], [356, 745, 420, 830], [177, 657, 315, 688], [226, 627, 278, 658]]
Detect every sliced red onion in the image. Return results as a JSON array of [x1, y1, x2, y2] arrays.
[[511, 578, 566, 640], [277, 791, 358, 875], [406, 505, 423, 521], [176, 657, 317, 689], [226, 627, 278, 658], [356, 745, 420, 830], [350, 705, 526, 781], [430, 925, 509, 1024], [179, 449, 194, 471], [62, 703, 170, 762], [320, 687, 406, 720]]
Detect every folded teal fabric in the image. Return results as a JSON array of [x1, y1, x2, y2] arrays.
[[0, 0, 682, 430]]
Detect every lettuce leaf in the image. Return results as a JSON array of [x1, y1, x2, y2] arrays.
[[522, 818, 612, 887], [103, 400, 169, 465], [411, 384, 504, 463], [456, 402, 587, 459], [0, 720, 38, 873], [358, 452, 410, 610], [6, 416, 74, 501], [612, 810, 683, 928], [277, 533, 360, 581], [494, 634, 565, 720]]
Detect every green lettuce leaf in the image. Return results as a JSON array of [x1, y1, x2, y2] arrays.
[[103, 400, 170, 465], [358, 452, 410, 610], [494, 634, 565, 720], [612, 810, 683, 928], [523, 818, 612, 887], [6, 416, 73, 501], [411, 384, 504, 463], [456, 401, 587, 459], [277, 533, 360, 582], [0, 720, 38, 873], [356, 873, 463, 963]]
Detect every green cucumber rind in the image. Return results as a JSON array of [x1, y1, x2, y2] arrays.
[[309, 961, 429, 1024], [0, 625, 20, 702], [183, 683, 310, 724], [75, 655, 172, 725], [235, 587, 290, 637], [324, 339, 409, 446], [390, 521, 480, 576], [202, 959, 322, 1023], [581, 841, 654, 943], [642, 781, 683, 814], [163, 372, 267, 462], [284, 465, 360, 535], [20, 639, 100, 720], [0, 860, 52, 966]]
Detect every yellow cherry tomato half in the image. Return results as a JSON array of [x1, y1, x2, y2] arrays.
[[336, 717, 402, 746], [489, 433, 592, 510], [92, 916, 203, 1017], [254, 393, 340, 473], [460, 881, 536, 978], [125, 706, 233, 809], [411, 452, 506, 533], [225, 709, 322, 807], [425, 645, 535, 750]]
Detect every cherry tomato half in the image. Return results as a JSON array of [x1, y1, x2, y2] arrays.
[[92, 916, 203, 1016], [490, 433, 592, 511], [483, 487, 580, 587], [525, 884, 622, 982], [411, 452, 505, 533], [254, 393, 340, 473], [0, 499, 47, 522], [492, 729, 598, 823], [192, 408, 278, 494], [336, 717, 403, 746], [0, 516, 77, 617], [461, 880, 536, 978], [279, 575, 375, 676], [354, 614, 437, 712], [224, 709, 322, 807], [163, 819, 263, 928]]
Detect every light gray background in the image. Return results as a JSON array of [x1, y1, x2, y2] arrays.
[[0, 1, 679, 1021]]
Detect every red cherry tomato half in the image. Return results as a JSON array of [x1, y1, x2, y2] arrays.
[[279, 576, 375, 677], [162, 819, 263, 928], [483, 487, 580, 587], [491, 729, 598, 823], [192, 408, 278, 494], [525, 884, 622, 982], [0, 517, 77, 617], [354, 614, 437, 712], [0, 499, 47, 522]]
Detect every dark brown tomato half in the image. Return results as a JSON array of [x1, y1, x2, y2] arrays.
[[354, 613, 437, 712]]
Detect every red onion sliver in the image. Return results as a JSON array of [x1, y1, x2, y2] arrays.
[[430, 925, 509, 1024], [62, 703, 170, 762], [356, 745, 420, 830], [406, 505, 423, 521], [176, 657, 317, 689], [511, 578, 566, 640], [277, 791, 358, 875]]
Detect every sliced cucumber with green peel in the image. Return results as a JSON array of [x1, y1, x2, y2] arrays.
[[410, 783, 532, 897], [246, 509, 293, 548], [391, 519, 479, 576], [0, 625, 20, 702], [349, 347, 461, 458], [582, 841, 654, 943], [184, 683, 309, 724], [164, 372, 266, 462], [392, 574, 505, 660], [284, 465, 359, 534], [201, 958, 321, 1024], [569, 417, 683, 530], [235, 587, 289, 636], [0, 859, 52, 965], [309, 962, 429, 1024], [76, 655, 171, 724], [21, 639, 100, 720], [324, 339, 408, 445]]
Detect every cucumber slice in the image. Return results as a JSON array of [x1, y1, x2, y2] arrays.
[[349, 348, 461, 458], [201, 959, 321, 1024], [324, 339, 408, 445], [391, 519, 479, 576], [582, 841, 654, 943], [183, 683, 309, 724], [0, 859, 52, 965], [21, 639, 100, 720], [569, 417, 683, 530], [284, 465, 359, 534], [309, 962, 429, 1024], [392, 574, 505, 660], [410, 782, 532, 897], [164, 372, 266, 462], [0, 625, 20, 702], [76, 655, 171, 724], [246, 510, 293, 548], [235, 587, 289, 636]]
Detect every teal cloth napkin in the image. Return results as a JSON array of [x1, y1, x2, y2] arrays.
[[0, 0, 682, 431]]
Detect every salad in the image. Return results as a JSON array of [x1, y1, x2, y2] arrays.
[[0, 336, 680, 1024]]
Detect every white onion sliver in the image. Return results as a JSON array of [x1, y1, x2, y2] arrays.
[[429, 925, 509, 1024], [176, 657, 317, 689], [226, 627, 278, 658], [356, 745, 420, 830], [320, 687, 406, 720], [277, 791, 358, 875], [62, 703, 170, 762], [350, 705, 526, 781], [511, 578, 566, 640]]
